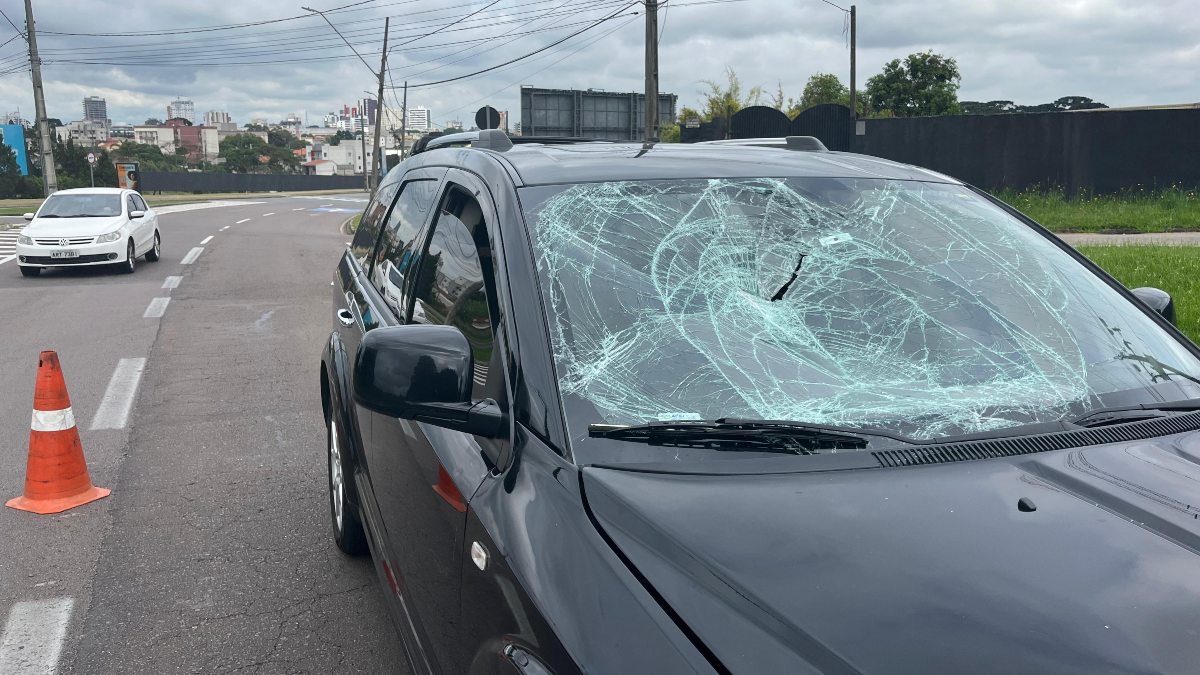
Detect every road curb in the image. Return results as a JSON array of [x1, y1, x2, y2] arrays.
[[339, 215, 358, 236]]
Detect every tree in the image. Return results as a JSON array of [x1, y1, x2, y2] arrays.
[[865, 51, 962, 117], [244, 123, 270, 132], [800, 73, 850, 112], [326, 129, 355, 146], [697, 67, 763, 122], [144, 118, 162, 126], [219, 133, 299, 174], [1052, 96, 1107, 111], [113, 141, 186, 172], [960, 100, 1017, 115]]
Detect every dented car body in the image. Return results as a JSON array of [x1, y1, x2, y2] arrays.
[[320, 137, 1200, 674]]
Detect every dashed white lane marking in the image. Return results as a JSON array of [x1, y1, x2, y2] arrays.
[[162, 276, 182, 290], [220, 226, 230, 231], [143, 297, 170, 318], [90, 358, 146, 430], [262, 212, 275, 217], [235, 218, 251, 224], [200, 235, 213, 245], [0, 597, 73, 675], [292, 207, 306, 211], [180, 247, 204, 265], [0, 254, 15, 266]]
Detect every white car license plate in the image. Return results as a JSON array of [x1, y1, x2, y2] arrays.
[[51, 249, 79, 259]]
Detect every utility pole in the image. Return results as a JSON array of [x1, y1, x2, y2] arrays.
[[372, 17, 389, 189], [399, 81, 408, 161], [849, 4, 857, 120], [24, 0, 57, 195], [643, 0, 659, 142]]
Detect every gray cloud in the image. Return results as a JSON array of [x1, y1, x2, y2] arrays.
[[0, 0, 1195, 129]]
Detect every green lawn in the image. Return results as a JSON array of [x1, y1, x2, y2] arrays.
[[1078, 245, 1200, 343], [996, 187, 1200, 234]]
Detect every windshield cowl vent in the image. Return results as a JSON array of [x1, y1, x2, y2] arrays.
[[873, 411, 1200, 468]]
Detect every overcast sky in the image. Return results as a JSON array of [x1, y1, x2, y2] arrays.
[[1, 0, 1196, 129]]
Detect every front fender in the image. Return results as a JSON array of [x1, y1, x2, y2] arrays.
[[321, 330, 366, 507]]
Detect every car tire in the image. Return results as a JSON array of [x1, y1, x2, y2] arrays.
[[119, 240, 136, 274], [19, 266, 40, 277], [145, 231, 161, 262], [328, 415, 368, 556]]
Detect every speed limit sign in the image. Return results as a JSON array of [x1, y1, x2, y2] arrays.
[[86, 152, 97, 165]]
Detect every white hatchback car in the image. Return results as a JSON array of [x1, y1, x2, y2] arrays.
[[16, 187, 161, 277]]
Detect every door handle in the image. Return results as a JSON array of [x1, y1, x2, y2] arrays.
[[336, 309, 355, 326]]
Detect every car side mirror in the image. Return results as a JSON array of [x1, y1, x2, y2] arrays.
[[129, 210, 146, 219], [23, 213, 34, 220], [353, 324, 505, 438], [1132, 287, 1176, 325]]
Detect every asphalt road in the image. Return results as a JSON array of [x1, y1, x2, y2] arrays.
[[0, 196, 408, 674]]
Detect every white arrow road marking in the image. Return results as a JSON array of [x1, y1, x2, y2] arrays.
[[0, 597, 73, 675], [90, 358, 147, 430]]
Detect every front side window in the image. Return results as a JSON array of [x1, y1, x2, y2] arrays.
[[370, 179, 441, 317], [521, 178, 1200, 445], [38, 194, 123, 218], [412, 187, 495, 399]]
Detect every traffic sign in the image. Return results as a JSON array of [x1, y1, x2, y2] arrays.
[[86, 152, 96, 165]]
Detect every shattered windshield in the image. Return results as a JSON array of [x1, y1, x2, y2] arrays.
[[521, 177, 1200, 447]]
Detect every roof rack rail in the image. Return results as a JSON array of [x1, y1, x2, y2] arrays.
[[696, 136, 829, 152], [410, 130, 616, 156]]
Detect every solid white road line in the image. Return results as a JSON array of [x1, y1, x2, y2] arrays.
[[162, 275, 182, 290], [262, 212, 275, 216], [235, 218, 251, 224], [0, 597, 74, 675], [180, 247, 204, 265], [143, 297, 170, 319], [200, 235, 213, 244], [90, 358, 147, 430], [220, 225, 230, 231], [0, 254, 15, 266]]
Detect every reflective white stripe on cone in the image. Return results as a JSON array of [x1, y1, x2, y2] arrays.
[[31, 407, 76, 433]]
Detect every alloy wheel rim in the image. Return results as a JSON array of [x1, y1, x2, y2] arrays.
[[127, 242, 135, 271], [153, 234, 160, 257], [329, 419, 344, 531]]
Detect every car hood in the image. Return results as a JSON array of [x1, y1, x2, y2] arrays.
[[25, 216, 125, 236], [583, 432, 1200, 674]]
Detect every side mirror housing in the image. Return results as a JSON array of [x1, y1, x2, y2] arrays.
[[129, 210, 146, 219], [1132, 287, 1176, 325], [23, 213, 34, 221], [353, 324, 505, 438]]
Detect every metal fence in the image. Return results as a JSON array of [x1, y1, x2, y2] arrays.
[[139, 172, 365, 193]]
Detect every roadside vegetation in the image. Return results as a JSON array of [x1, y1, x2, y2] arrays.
[[1077, 245, 1199, 342], [995, 187, 1200, 234]]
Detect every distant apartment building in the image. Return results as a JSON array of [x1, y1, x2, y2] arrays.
[[57, 119, 109, 147], [83, 96, 108, 123], [406, 106, 431, 132], [279, 113, 303, 135], [166, 98, 196, 123], [110, 124, 134, 138], [133, 119, 220, 162], [203, 110, 238, 131]]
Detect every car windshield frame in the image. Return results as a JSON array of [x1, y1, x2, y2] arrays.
[[517, 176, 1200, 464], [37, 193, 124, 219]]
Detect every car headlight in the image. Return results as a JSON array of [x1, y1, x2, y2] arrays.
[[17, 235, 33, 245], [96, 231, 122, 243]]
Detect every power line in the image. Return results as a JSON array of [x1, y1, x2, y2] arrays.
[[390, 0, 501, 52], [818, 0, 849, 12], [303, 5, 378, 76], [0, 7, 23, 36]]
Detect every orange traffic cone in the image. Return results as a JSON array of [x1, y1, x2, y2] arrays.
[[6, 351, 110, 514]]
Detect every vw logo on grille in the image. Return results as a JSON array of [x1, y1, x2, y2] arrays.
[[58, 238, 69, 246]]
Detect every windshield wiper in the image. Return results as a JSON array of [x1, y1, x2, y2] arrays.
[[588, 418, 876, 454], [1071, 398, 1200, 428], [36, 214, 60, 218]]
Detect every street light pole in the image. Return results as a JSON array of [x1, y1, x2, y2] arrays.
[[372, 17, 389, 187], [644, 0, 659, 142], [24, 0, 57, 195], [849, 4, 857, 120]]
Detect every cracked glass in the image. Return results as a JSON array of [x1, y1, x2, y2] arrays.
[[521, 178, 1200, 446]]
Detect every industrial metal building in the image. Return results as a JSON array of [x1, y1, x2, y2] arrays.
[[519, 86, 678, 140]]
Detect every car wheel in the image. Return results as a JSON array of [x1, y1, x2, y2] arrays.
[[145, 231, 161, 262], [19, 266, 40, 277], [328, 415, 368, 556], [119, 240, 136, 274]]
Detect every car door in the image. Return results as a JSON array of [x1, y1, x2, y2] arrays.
[[125, 193, 149, 252], [132, 193, 157, 247], [364, 172, 509, 674]]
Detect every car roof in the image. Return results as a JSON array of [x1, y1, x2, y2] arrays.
[[411, 141, 963, 188], [50, 187, 127, 195]]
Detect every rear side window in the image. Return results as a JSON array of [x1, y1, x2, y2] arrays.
[[369, 179, 440, 318], [349, 180, 400, 269]]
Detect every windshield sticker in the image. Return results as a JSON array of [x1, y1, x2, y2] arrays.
[[530, 178, 1200, 441]]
